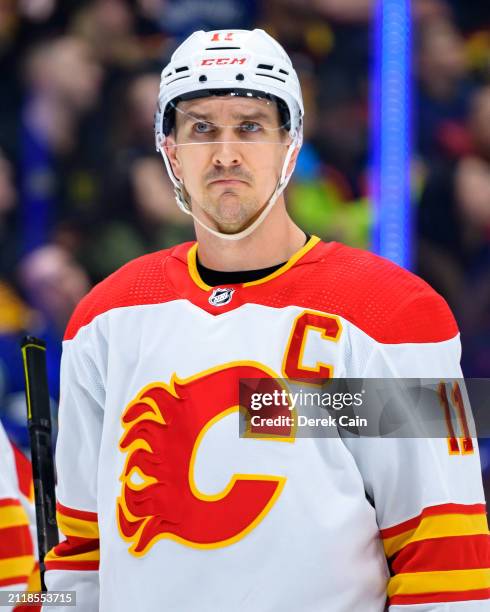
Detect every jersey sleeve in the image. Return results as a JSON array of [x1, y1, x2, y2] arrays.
[[0, 425, 36, 611], [342, 292, 490, 610], [43, 317, 106, 611], [10, 444, 42, 611]]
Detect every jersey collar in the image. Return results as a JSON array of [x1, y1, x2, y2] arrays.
[[186, 235, 321, 291]]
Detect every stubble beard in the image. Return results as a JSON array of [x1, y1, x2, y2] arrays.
[[201, 191, 261, 234]]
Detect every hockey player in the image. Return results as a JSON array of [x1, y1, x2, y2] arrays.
[[44, 29, 489, 610], [0, 422, 40, 610]]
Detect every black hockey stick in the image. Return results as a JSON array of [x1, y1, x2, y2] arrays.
[[21, 336, 59, 591]]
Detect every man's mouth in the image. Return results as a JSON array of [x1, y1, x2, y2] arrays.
[[209, 179, 248, 186]]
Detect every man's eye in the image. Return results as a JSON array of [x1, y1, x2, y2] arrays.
[[194, 122, 213, 133], [241, 122, 261, 132]]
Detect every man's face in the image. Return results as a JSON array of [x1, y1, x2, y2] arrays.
[[165, 95, 291, 233]]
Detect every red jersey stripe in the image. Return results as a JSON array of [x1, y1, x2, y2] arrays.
[[51, 536, 100, 558], [56, 502, 98, 522], [0, 575, 28, 587], [0, 498, 21, 508], [390, 533, 490, 574], [44, 560, 99, 571], [0, 525, 34, 559], [11, 444, 33, 501]]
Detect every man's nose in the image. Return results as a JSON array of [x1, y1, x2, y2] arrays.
[[211, 130, 242, 167]]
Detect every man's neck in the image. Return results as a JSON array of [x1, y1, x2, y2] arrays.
[[193, 199, 307, 272]]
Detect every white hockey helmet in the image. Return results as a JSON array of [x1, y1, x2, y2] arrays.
[[155, 29, 304, 241]]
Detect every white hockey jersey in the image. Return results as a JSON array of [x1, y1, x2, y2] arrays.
[[45, 237, 490, 611]]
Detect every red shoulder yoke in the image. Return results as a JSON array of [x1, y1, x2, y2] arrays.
[[64, 246, 185, 340]]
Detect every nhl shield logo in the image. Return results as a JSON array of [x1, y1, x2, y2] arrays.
[[209, 287, 235, 307]]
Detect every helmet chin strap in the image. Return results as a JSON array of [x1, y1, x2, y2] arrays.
[[158, 136, 299, 241]]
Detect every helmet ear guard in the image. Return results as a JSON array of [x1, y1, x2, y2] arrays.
[[154, 28, 304, 240]]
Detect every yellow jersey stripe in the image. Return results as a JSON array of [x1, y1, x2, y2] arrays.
[[57, 511, 99, 539], [388, 567, 490, 597], [0, 556, 34, 580], [0, 505, 30, 529]]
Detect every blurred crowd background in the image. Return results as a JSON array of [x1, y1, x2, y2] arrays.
[[0, 0, 489, 498]]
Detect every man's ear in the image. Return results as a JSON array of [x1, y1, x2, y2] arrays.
[[163, 134, 183, 181], [286, 143, 301, 176]]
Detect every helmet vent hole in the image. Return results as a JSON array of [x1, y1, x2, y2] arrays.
[[167, 75, 191, 85], [255, 73, 286, 83], [236, 73, 245, 81], [199, 75, 207, 82], [175, 66, 189, 73], [257, 63, 273, 70], [279, 68, 289, 75], [205, 46, 240, 50]]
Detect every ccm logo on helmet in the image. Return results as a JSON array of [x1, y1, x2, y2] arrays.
[[201, 57, 247, 66]]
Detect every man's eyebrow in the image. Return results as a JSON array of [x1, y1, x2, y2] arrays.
[[230, 111, 273, 122], [180, 112, 210, 124], [179, 110, 274, 124]]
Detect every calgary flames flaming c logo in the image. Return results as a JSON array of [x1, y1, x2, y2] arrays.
[[117, 363, 295, 556]]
